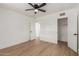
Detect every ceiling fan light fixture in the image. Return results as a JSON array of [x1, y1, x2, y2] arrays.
[[26, 3, 46, 14], [34, 9, 38, 14], [34, 9, 38, 12]]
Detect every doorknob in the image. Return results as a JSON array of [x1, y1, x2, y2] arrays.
[[74, 33, 78, 35]]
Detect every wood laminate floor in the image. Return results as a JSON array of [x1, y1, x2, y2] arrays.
[[0, 40, 77, 56]]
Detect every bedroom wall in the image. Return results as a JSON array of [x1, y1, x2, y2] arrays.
[[36, 8, 77, 44], [37, 13, 58, 44], [0, 8, 33, 49]]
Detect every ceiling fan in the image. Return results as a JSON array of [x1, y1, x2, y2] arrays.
[[25, 3, 47, 14]]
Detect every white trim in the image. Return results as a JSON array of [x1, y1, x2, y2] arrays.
[[78, 49, 79, 54]]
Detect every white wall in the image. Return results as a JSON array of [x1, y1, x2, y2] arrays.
[[0, 8, 33, 49], [37, 14, 58, 44], [58, 18, 67, 42], [36, 8, 77, 45]]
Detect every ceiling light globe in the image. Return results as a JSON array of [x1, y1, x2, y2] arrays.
[[35, 9, 38, 12]]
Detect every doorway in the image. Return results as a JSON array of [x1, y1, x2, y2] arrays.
[[58, 18, 68, 46], [35, 22, 40, 40]]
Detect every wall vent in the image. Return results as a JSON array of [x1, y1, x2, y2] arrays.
[[60, 12, 65, 16]]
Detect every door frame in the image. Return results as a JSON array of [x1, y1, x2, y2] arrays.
[[77, 16, 78, 55], [29, 21, 32, 41], [57, 17, 68, 44]]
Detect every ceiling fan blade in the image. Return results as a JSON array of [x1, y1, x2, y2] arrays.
[[28, 3, 34, 8], [38, 9, 46, 12], [25, 9, 34, 11], [39, 3, 46, 8]]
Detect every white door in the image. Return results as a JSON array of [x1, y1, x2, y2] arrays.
[[68, 11, 77, 52]]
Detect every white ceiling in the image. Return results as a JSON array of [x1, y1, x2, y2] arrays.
[[0, 3, 78, 18]]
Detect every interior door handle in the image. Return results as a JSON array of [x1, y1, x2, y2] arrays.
[[74, 33, 78, 35]]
